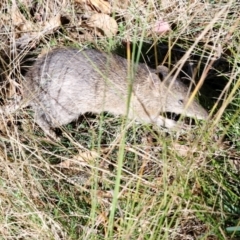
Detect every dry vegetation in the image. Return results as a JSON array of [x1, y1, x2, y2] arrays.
[[0, 0, 240, 239]]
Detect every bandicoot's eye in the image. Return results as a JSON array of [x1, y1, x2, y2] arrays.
[[178, 99, 184, 105]]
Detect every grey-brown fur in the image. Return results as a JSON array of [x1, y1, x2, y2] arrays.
[[4, 48, 208, 138]]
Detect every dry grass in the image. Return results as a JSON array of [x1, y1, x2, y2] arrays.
[[0, 0, 240, 239]]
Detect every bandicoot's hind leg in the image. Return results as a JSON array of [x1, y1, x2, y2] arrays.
[[34, 111, 57, 139]]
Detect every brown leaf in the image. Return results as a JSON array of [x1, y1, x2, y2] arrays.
[[16, 14, 61, 48], [75, 150, 99, 164], [11, 3, 34, 32], [57, 150, 99, 169], [42, 14, 62, 34], [75, 0, 111, 14], [11, 3, 37, 47], [89, 0, 111, 14], [171, 142, 196, 157], [88, 13, 118, 37]]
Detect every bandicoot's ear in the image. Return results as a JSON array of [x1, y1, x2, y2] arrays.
[[153, 65, 181, 88], [148, 65, 175, 89], [154, 65, 170, 81], [148, 65, 170, 88]]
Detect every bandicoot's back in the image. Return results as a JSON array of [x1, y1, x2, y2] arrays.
[[23, 48, 208, 138]]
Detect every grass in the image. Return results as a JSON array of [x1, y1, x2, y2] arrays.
[[0, 0, 240, 239]]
